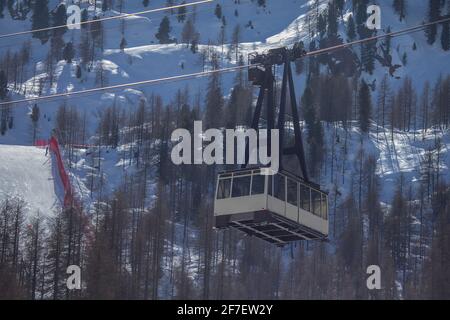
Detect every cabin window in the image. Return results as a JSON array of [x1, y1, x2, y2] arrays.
[[287, 178, 298, 206], [251, 174, 265, 195], [273, 174, 286, 201], [299, 184, 310, 212], [311, 189, 321, 216], [232, 176, 251, 198], [217, 179, 231, 199]]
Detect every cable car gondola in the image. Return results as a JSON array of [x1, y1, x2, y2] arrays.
[[214, 44, 329, 246], [214, 168, 328, 245]]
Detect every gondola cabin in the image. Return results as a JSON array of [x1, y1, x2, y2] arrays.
[[214, 168, 328, 246], [214, 45, 329, 245]]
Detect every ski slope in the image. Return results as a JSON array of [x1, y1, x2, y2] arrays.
[[0, 145, 60, 217]]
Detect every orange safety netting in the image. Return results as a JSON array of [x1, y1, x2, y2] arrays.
[[49, 137, 74, 206], [35, 138, 95, 244], [35, 137, 73, 206]]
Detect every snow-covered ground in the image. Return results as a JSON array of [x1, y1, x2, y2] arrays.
[[2, 0, 448, 145], [0, 144, 61, 217], [320, 123, 450, 206], [0, 0, 449, 218]]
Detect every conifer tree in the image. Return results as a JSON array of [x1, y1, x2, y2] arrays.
[[362, 40, 376, 74], [302, 85, 323, 174], [52, 3, 67, 37], [120, 37, 127, 52], [31, 0, 50, 43], [190, 36, 199, 53], [76, 65, 82, 79], [317, 13, 326, 38], [326, 2, 338, 38], [214, 4, 222, 19], [155, 16, 173, 44], [385, 26, 392, 53], [358, 80, 372, 133], [355, 0, 369, 38], [426, 0, 441, 45], [402, 52, 408, 65], [302, 86, 316, 136], [393, 0, 406, 21], [0, 0, 5, 18], [335, 0, 344, 15], [0, 70, 7, 100], [177, 1, 187, 22], [81, 9, 89, 30], [346, 14, 356, 42], [30, 104, 40, 142], [63, 42, 75, 63], [182, 18, 196, 46], [441, 20, 450, 51], [204, 55, 224, 129]]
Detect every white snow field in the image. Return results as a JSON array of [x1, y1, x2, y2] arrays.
[[0, 145, 61, 217]]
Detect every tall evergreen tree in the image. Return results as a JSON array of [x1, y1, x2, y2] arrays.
[[63, 42, 75, 63], [31, 0, 50, 43], [358, 80, 372, 133], [81, 9, 89, 30], [426, 0, 441, 45], [335, 0, 345, 15], [302, 85, 323, 174], [155, 16, 173, 44], [204, 55, 224, 129], [0, 0, 5, 18], [302, 86, 316, 136], [182, 18, 197, 46], [385, 26, 392, 53], [441, 20, 450, 51], [0, 70, 7, 100], [317, 13, 326, 38], [402, 52, 408, 66], [52, 3, 67, 37], [326, 2, 338, 38], [30, 104, 40, 142], [362, 40, 376, 74], [346, 14, 356, 42], [177, 1, 187, 23], [76, 65, 82, 79], [120, 37, 127, 52], [214, 4, 222, 19], [393, 0, 406, 21], [355, 0, 369, 39]]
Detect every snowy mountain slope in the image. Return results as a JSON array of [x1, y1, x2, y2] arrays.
[[319, 124, 450, 207], [0, 145, 61, 217], [0, 0, 449, 215], [354, 1, 450, 91], [2, 0, 326, 146], [2, 0, 448, 147]]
